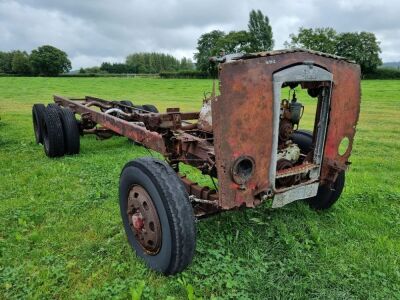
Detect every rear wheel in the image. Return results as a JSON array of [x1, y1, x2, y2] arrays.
[[120, 100, 134, 113], [142, 104, 159, 113], [42, 106, 65, 157], [59, 108, 80, 155], [47, 103, 61, 111], [32, 104, 46, 144], [119, 157, 196, 275]]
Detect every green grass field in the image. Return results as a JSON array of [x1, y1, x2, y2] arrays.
[[0, 77, 399, 299]]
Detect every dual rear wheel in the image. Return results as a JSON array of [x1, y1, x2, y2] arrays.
[[32, 103, 80, 157]]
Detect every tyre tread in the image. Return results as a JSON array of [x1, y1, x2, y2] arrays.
[[60, 108, 80, 155], [43, 106, 65, 157], [121, 157, 196, 275], [308, 171, 345, 210], [142, 104, 159, 113], [32, 103, 46, 144]]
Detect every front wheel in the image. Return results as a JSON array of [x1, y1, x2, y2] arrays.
[[119, 157, 196, 275], [307, 171, 345, 210]]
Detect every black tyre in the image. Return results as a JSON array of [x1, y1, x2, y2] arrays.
[[292, 130, 346, 209], [32, 104, 46, 144], [48, 103, 61, 110], [42, 106, 65, 157], [308, 171, 345, 210], [59, 108, 80, 155], [291, 129, 313, 154], [142, 104, 159, 113], [120, 100, 134, 113], [119, 157, 196, 275]]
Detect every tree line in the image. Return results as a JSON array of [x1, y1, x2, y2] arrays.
[[194, 10, 383, 76], [0, 9, 385, 77], [0, 45, 71, 76], [80, 53, 194, 74]]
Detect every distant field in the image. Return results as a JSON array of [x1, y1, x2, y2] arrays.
[[0, 77, 399, 299]]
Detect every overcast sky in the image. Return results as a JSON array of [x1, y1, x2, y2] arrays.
[[1, 0, 398, 69]]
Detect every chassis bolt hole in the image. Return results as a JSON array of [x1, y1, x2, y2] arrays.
[[143, 201, 149, 210], [149, 221, 155, 231], [134, 192, 139, 198], [148, 240, 154, 246]]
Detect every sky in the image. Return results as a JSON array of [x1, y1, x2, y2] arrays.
[[1, 0, 399, 69]]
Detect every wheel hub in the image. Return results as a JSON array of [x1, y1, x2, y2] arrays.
[[132, 212, 144, 231], [127, 185, 162, 255]]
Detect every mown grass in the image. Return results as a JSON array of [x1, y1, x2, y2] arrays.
[[0, 77, 399, 299]]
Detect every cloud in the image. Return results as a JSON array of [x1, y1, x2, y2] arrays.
[[0, 0, 398, 68]]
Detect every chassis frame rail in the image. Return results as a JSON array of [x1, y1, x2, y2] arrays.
[[54, 95, 221, 216]]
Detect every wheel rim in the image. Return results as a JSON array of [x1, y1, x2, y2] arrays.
[[127, 185, 162, 255]]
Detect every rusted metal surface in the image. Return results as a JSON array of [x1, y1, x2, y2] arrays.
[[212, 60, 275, 209], [180, 174, 218, 201], [320, 63, 360, 183], [236, 48, 356, 63], [276, 159, 296, 187], [276, 162, 317, 178], [55, 95, 167, 154], [213, 50, 360, 209], [179, 174, 219, 217]]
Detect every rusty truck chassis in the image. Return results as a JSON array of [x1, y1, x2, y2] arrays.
[[52, 50, 360, 218]]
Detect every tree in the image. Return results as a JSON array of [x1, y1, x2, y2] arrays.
[[285, 27, 382, 75], [0, 51, 13, 73], [180, 57, 194, 70], [284, 27, 338, 54], [100, 62, 129, 73], [218, 31, 252, 54], [194, 10, 275, 73], [248, 9, 274, 52], [30, 45, 71, 76], [83, 66, 103, 74], [11, 51, 32, 75], [126, 53, 181, 73], [194, 30, 225, 72], [336, 32, 382, 75]]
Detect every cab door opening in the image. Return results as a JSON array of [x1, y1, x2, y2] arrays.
[[271, 64, 333, 193]]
